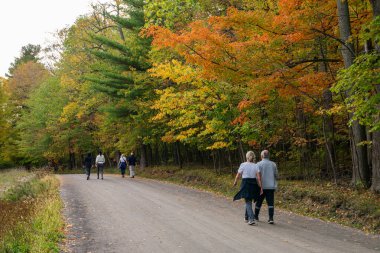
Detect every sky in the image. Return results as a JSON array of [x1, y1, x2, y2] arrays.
[[0, 0, 108, 77]]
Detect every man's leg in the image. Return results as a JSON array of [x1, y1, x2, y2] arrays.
[[129, 166, 135, 178], [255, 191, 265, 220], [97, 165, 100, 179], [100, 164, 104, 179], [86, 167, 90, 180], [265, 189, 275, 223]]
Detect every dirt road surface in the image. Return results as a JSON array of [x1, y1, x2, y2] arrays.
[[59, 174, 379, 253]]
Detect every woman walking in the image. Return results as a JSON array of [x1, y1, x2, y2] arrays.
[[233, 151, 263, 225], [118, 154, 127, 178]]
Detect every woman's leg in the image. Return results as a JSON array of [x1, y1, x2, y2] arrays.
[[121, 166, 126, 177], [245, 198, 254, 223]]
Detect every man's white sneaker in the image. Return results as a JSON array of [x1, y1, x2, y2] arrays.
[[248, 220, 256, 225]]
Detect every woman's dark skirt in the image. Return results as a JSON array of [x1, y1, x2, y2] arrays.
[[233, 178, 260, 202], [119, 162, 127, 174]]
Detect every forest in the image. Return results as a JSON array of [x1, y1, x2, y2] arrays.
[[0, 0, 379, 192]]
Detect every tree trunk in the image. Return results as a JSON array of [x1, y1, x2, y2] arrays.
[[162, 143, 168, 165], [318, 36, 337, 180], [69, 152, 75, 170], [336, 0, 371, 187], [139, 143, 147, 169], [175, 142, 182, 169], [238, 139, 245, 163], [371, 131, 380, 192], [228, 149, 234, 174], [369, 0, 380, 17], [294, 97, 308, 178], [217, 149, 222, 174], [369, 0, 380, 192]]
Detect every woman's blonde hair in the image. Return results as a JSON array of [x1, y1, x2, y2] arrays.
[[246, 151, 256, 162]]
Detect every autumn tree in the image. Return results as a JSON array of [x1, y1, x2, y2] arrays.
[[0, 78, 14, 168], [17, 77, 68, 166], [7, 44, 41, 77]]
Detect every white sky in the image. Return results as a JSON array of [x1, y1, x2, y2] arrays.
[[0, 0, 108, 77]]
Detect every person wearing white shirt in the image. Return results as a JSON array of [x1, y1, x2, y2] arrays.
[[233, 151, 263, 225], [95, 151, 105, 180]]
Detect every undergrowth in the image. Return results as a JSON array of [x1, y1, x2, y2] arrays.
[[0, 171, 64, 253]]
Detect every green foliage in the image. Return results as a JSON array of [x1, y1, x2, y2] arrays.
[[145, 0, 200, 30], [0, 79, 18, 168], [17, 77, 68, 165], [7, 44, 41, 77], [332, 52, 380, 131]]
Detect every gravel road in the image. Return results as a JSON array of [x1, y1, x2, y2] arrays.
[[59, 174, 380, 253]]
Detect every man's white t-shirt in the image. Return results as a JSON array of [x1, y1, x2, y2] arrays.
[[96, 155, 105, 164]]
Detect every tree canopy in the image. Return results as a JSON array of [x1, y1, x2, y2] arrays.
[[1, 0, 379, 191]]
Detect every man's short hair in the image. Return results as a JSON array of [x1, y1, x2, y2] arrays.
[[261, 150, 269, 158]]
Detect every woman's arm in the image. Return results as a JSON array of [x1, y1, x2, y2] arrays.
[[233, 172, 241, 186]]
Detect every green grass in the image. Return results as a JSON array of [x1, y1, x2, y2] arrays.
[[277, 181, 380, 233], [0, 169, 33, 198], [0, 172, 64, 253]]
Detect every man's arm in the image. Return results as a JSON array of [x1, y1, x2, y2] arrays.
[[256, 171, 264, 195], [274, 163, 278, 180]]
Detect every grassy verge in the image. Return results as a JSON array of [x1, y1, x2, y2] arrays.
[[0, 170, 64, 252], [0, 169, 33, 198], [137, 166, 380, 234]]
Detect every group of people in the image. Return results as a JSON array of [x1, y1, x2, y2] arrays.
[[83, 148, 276, 226], [233, 150, 278, 226], [83, 151, 137, 180], [118, 152, 137, 178]]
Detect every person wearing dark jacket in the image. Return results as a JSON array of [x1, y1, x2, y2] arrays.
[[233, 151, 263, 225], [127, 152, 136, 178], [84, 153, 92, 180]]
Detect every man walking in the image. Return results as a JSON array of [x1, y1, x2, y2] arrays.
[[96, 151, 105, 180], [255, 150, 278, 224], [84, 153, 92, 180], [127, 152, 136, 178]]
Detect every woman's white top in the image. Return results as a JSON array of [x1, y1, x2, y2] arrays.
[[238, 162, 259, 179]]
